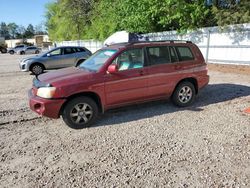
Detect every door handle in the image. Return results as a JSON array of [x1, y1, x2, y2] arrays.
[[175, 65, 182, 70], [139, 70, 144, 75]]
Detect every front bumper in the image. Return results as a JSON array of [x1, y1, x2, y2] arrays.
[[28, 89, 66, 119], [19, 62, 29, 71]]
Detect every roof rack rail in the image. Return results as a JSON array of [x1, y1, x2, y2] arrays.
[[127, 40, 192, 45], [107, 40, 192, 47]]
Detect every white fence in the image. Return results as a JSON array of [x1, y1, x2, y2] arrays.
[[144, 23, 250, 65], [55, 40, 103, 53], [55, 23, 250, 65]]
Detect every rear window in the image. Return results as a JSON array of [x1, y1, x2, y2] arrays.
[[75, 47, 86, 52], [175, 46, 194, 61], [147, 46, 171, 65]]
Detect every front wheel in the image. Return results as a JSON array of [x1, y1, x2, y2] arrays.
[[20, 51, 25, 55], [30, 64, 44, 75], [62, 97, 98, 129], [172, 81, 196, 107], [9, 50, 14, 54]]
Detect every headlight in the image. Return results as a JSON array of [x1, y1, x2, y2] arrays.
[[37, 87, 56, 99]]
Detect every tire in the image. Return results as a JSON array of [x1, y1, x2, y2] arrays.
[[30, 64, 44, 75], [35, 50, 39, 54], [9, 50, 14, 55], [20, 51, 25, 55], [76, 59, 85, 67], [172, 81, 196, 107], [62, 97, 98, 129]]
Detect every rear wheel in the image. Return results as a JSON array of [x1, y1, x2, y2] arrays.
[[35, 50, 39, 54], [172, 81, 196, 107], [9, 50, 14, 54], [62, 97, 98, 129], [20, 51, 25, 55], [30, 64, 44, 75]]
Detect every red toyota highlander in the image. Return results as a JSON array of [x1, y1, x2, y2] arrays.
[[29, 41, 209, 129]]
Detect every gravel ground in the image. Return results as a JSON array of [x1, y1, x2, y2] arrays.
[[0, 53, 249, 187]]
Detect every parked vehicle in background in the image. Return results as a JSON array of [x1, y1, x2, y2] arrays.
[[0, 46, 7, 53], [20, 46, 92, 75], [17, 46, 41, 55], [8, 44, 27, 54], [28, 40, 209, 129]]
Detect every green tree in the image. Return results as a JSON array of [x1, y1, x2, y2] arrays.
[[0, 22, 10, 39], [7, 23, 18, 39], [212, 0, 250, 26], [24, 24, 35, 38], [45, 0, 94, 41]]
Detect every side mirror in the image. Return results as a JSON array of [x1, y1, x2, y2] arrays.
[[107, 64, 118, 74], [47, 53, 51, 57]]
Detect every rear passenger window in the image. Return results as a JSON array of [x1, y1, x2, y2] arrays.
[[147, 46, 170, 66], [76, 48, 86, 52], [170, 47, 178, 63], [176, 46, 194, 61], [64, 47, 75, 54]]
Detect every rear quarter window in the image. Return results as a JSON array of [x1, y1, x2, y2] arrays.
[[175, 46, 194, 61]]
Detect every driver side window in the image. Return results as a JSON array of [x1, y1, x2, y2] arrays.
[[50, 48, 61, 56], [112, 48, 144, 71]]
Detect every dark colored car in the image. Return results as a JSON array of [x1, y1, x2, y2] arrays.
[[0, 46, 7, 53], [29, 40, 209, 129]]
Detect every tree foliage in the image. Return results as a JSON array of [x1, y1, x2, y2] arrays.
[[212, 0, 250, 26], [0, 22, 46, 39], [45, 0, 250, 41]]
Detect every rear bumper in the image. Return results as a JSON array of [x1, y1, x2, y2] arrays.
[[198, 75, 210, 90], [28, 89, 66, 119]]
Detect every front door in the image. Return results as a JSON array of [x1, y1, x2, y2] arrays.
[[105, 48, 148, 107]]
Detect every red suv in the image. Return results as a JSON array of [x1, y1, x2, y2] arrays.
[[29, 41, 209, 129]]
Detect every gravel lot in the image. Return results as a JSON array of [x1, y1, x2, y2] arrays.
[[0, 53, 249, 187]]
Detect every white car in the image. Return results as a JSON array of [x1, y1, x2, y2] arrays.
[[17, 46, 41, 55], [7, 44, 27, 54]]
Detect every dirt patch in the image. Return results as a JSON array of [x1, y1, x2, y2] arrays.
[[208, 63, 250, 75]]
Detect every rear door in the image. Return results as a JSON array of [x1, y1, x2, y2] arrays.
[[60, 47, 78, 67], [25, 47, 35, 54], [145, 45, 178, 98], [105, 48, 148, 107]]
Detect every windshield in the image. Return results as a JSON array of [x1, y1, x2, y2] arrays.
[[79, 49, 117, 72]]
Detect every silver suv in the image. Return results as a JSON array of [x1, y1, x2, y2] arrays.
[[20, 46, 92, 75]]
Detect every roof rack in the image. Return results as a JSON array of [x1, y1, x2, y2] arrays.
[[129, 40, 192, 44], [107, 40, 192, 47]]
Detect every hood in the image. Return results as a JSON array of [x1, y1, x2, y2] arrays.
[[22, 55, 42, 62], [37, 67, 94, 86]]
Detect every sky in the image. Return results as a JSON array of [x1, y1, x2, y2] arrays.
[[0, 0, 53, 27]]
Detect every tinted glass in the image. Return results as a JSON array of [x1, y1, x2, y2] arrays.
[[113, 48, 143, 71], [170, 47, 178, 63], [77, 47, 86, 52], [27, 47, 36, 50], [176, 46, 194, 61], [147, 46, 170, 65], [64, 47, 75, 54]]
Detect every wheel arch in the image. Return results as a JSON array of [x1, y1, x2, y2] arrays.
[[59, 91, 103, 116], [173, 77, 198, 95]]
